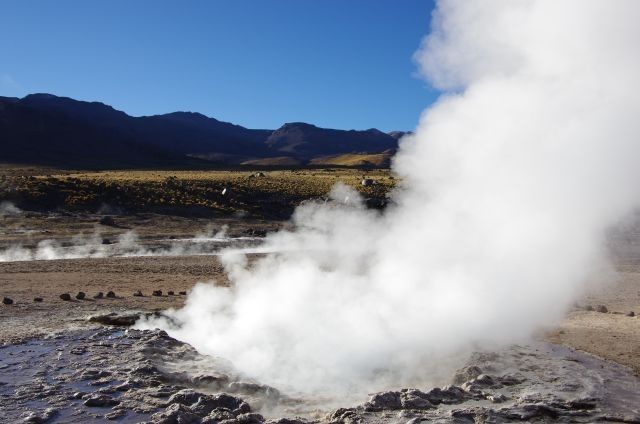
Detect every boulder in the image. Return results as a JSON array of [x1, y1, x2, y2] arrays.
[[59, 293, 71, 301], [2, 297, 13, 305], [627, 311, 635, 317], [33, 297, 43, 302], [133, 290, 144, 297], [179, 291, 187, 296], [168, 291, 175, 296], [106, 291, 116, 298], [76, 291, 86, 300], [595, 305, 608, 313], [93, 292, 104, 299], [152, 290, 163, 297]]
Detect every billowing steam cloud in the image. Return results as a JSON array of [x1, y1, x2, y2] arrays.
[[143, 0, 640, 398]]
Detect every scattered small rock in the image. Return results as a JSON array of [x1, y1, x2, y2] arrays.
[[94, 292, 104, 299], [596, 305, 608, 313], [59, 293, 71, 301], [33, 297, 43, 303], [106, 291, 116, 298], [2, 297, 13, 305], [133, 290, 144, 297], [152, 290, 162, 297], [75, 291, 86, 300]]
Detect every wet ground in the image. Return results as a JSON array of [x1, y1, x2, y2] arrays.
[[1, 324, 639, 423]]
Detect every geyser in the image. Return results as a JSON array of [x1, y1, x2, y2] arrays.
[[143, 0, 640, 397]]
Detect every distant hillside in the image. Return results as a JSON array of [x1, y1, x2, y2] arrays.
[[0, 93, 405, 169]]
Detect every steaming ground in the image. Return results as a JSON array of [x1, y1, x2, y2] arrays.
[[1, 211, 640, 421], [139, 0, 640, 400]]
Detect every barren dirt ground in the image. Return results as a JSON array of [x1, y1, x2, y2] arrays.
[[0, 213, 281, 343], [1, 211, 639, 379]]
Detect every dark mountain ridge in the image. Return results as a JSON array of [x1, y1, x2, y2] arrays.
[[0, 93, 405, 168]]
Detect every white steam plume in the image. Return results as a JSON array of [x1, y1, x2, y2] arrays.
[[143, 0, 640, 398], [0, 227, 258, 262]]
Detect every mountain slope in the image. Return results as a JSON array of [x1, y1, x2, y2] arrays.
[[0, 97, 193, 168], [0, 93, 403, 168]]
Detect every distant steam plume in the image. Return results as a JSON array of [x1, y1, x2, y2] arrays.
[[143, 0, 640, 399]]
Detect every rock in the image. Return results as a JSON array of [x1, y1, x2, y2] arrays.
[[105, 409, 126, 420], [83, 394, 120, 407], [486, 393, 508, 403], [33, 297, 43, 302], [3, 297, 14, 305], [167, 389, 202, 406], [80, 370, 112, 380], [364, 391, 402, 411], [190, 393, 251, 416], [596, 305, 608, 313], [236, 413, 265, 423], [152, 290, 162, 297], [423, 385, 467, 405], [106, 291, 116, 298], [327, 408, 359, 423], [133, 290, 144, 297], [202, 408, 236, 423], [400, 390, 434, 410], [179, 291, 187, 296], [627, 311, 635, 317], [452, 366, 483, 385], [89, 313, 138, 326], [99, 216, 116, 226], [94, 292, 104, 299], [151, 403, 200, 424], [22, 408, 57, 423], [168, 291, 175, 296], [265, 419, 308, 424], [75, 291, 86, 300], [59, 293, 71, 301]]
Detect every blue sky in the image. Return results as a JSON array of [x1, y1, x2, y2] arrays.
[[1, 1, 437, 131]]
